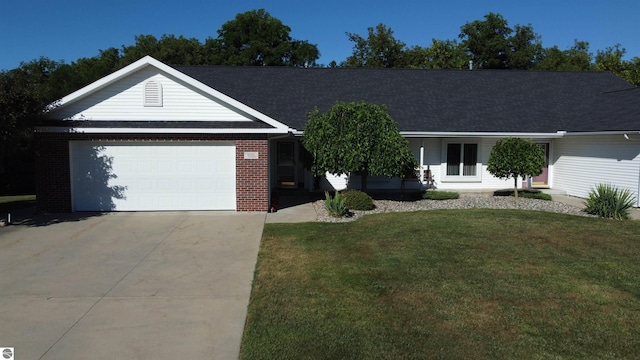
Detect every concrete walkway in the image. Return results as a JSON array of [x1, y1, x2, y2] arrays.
[[265, 202, 318, 223], [0, 211, 265, 360]]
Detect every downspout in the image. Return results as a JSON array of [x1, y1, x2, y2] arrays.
[[637, 160, 640, 208], [623, 133, 640, 208], [419, 140, 425, 189]]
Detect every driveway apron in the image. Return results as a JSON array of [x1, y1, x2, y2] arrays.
[[0, 211, 265, 360]]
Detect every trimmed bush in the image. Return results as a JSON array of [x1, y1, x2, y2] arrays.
[[324, 191, 348, 217], [520, 191, 552, 201], [341, 189, 375, 211], [423, 190, 460, 200], [494, 190, 552, 201], [584, 183, 636, 220]]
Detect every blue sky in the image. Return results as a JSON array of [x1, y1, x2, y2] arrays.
[[1, 0, 638, 71]]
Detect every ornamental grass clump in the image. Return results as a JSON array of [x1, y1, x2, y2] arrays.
[[324, 191, 348, 217], [584, 183, 636, 220], [341, 189, 375, 211]]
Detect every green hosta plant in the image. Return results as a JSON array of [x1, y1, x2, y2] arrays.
[[584, 183, 636, 220], [324, 191, 348, 217]]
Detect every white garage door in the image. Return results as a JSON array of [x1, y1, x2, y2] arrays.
[[70, 141, 236, 211]]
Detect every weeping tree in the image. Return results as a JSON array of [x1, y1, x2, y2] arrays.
[[302, 101, 418, 191], [487, 137, 545, 198]]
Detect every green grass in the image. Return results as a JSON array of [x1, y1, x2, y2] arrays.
[[241, 210, 640, 360], [0, 195, 36, 213]]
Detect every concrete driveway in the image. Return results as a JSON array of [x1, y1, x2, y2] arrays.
[[0, 211, 265, 360]]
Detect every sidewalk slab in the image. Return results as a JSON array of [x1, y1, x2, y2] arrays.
[[266, 202, 317, 223]]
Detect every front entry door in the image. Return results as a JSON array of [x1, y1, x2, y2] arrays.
[[277, 142, 296, 187], [532, 143, 549, 187]]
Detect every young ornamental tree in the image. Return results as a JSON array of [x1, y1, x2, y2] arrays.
[[487, 137, 545, 198], [302, 101, 418, 191]]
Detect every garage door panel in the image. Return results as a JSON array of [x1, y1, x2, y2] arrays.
[[70, 142, 236, 211]]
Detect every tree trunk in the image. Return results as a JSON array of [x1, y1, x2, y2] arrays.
[[513, 177, 519, 199], [361, 171, 368, 191]]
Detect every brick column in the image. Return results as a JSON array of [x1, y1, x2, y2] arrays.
[[236, 139, 269, 211]]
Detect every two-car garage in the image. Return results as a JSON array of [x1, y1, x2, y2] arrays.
[[69, 141, 237, 211], [36, 57, 278, 213]]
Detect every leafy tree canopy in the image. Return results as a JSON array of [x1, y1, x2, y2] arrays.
[[459, 12, 512, 69], [487, 138, 545, 198], [121, 34, 208, 66], [337, 12, 639, 85], [0, 58, 64, 192], [209, 9, 319, 66], [302, 101, 418, 190], [594, 44, 640, 85], [537, 40, 593, 71], [404, 39, 470, 69], [458, 12, 542, 69], [344, 23, 406, 68]]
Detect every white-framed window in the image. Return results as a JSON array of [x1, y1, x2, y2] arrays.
[[442, 140, 481, 182], [143, 80, 163, 107]]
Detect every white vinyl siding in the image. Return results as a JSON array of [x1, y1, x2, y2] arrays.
[[52, 67, 254, 122], [319, 173, 349, 191], [409, 138, 524, 191], [552, 135, 640, 207]]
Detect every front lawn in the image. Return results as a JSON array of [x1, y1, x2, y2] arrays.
[[241, 209, 640, 359], [0, 195, 36, 213]]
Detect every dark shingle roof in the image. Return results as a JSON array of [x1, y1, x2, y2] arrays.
[[175, 66, 640, 133]]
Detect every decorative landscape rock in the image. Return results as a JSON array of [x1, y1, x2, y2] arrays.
[[313, 194, 591, 223]]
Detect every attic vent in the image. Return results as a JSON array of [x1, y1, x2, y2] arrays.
[[144, 80, 163, 107]]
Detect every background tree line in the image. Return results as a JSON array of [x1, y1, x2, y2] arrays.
[[1, 10, 638, 194], [341, 13, 640, 86]]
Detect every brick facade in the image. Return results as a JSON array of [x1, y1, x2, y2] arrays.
[[35, 133, 73, 212], [35, 132, 269, 213], [236, 139, 269, 211]]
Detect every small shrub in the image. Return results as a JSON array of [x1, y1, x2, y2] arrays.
[[584, 183, 636, 220], [423, 190, 460, 200], [519, 191, 552, 201], [341, 189, 375, 210], [324, 191, 348, 217]]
